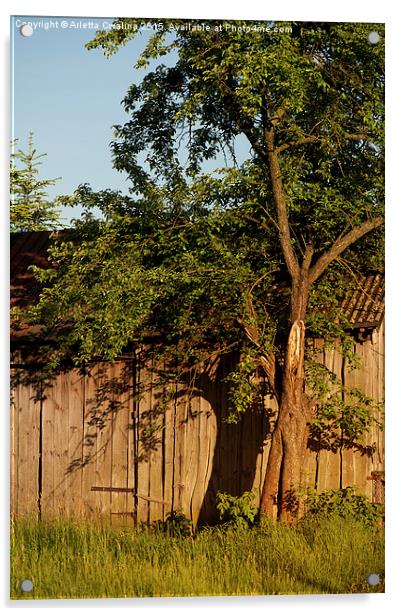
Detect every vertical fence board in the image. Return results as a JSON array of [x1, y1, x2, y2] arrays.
[[126, 358, 136, 525], [110, 361, 131, 525], [41, 377, 56, 518], [81, 365, 102, 517], [303, 339, 324, 490], [316, 347, 338, 492], [209, 370, 222, 518], [148, 368, 165, 523], [375, 322, 385, 471], [218, 358, 231, 496], [240, 404, 253, 495], [10, 368, 20, 518], [25, 378, 41, 518], [191, 390, 214, 526], [132, 352, 140, 523], [169, 382, 178, 514], [342, 343, 363, 490], [186, 381, 201, 524], [96, 363, 116, 520], [204, 378, 218, 515], [162, 377, 175, 520], [254, 383, 276, 500], [137, 350, 152, 524], [369, 323, 385, 474], [195, 392, 209, 526], [66, 369, 84, 517], [347, 339, 375, 497], [261, 406, 273, 496], [366, 333, 381, 492], [225, 355, 238, 496], [332, 347, 344, 490], [50, 372, 70, 517], [174, 379, 188, 515]]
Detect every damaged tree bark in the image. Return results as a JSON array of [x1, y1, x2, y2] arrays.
[[260, 316, 311, 522]]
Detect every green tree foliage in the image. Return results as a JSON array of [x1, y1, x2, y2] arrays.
[[10, 133, 62, 231], [29, 21, 384, 364], [216, 490, 258, 528], [21, 20, 384, 519], [306, 357, 384, 459], [301, 486, 384, 527]]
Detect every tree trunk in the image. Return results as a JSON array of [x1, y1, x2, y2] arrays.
[[258, 121, 383, 524], [260, 279, 311, 523]]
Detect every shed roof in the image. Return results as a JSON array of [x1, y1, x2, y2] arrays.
[[340, 272, 384, 328], [10, 231, 62, 339], [10, 231, 384, 341], [11, 231, 55, 310]]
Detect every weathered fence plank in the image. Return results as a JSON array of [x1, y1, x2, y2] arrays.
[[109, 361, 132, 524], [10, 368, 19, 518], [174, 378, 188, 515], [81, 364, 103, 517], [66, 369, 84, 517], [186, 380, 201, 524], [148, 364, 165, 523], [52, 372, 70, 516], [162, 377, 176, 520], [17, 376, 41, 517], [41, 374, 56, 518], [137, 350, 152, 523]]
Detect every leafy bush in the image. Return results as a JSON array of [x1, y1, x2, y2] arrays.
[[153, 510, 193, 537], [302, 487, 384, 527], [216, 491, 258, 528]]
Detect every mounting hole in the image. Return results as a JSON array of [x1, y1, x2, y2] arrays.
[[20, 24, 33, 37], [367, 31, 380, 44], [367, 573, 380, 586], [20, 579, 34, 592]]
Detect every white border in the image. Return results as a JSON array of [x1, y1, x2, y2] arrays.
[[1, 1, 400, 614]]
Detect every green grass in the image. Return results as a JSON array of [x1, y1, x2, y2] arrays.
[[10, 515, 384, 599]]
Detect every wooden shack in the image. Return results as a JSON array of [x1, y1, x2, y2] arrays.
[[10, 231, 384, 525]]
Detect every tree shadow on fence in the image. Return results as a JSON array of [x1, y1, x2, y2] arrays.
[[11, 348, 275, 524], [151, 351, 276, 525], [66, 361, 136, 475], [195, 354, 275, 525]]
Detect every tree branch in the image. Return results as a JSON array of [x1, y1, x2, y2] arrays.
[[276, 132, 371, 154], [243, 213, 269, 230], [265, 128, 300, 280], [343, 132, 370, 142], [308, 216, 384, 284], [276, 136, 320, 154], [238, 314, 278, 399], [301, 244, 314, 272], [216, 77, 268, 161], [235, 117, 268, 160]]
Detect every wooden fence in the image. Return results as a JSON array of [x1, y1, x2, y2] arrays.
[[10, 324, 384, 526]]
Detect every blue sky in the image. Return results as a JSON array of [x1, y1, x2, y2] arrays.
[[11, 15, 253, 225], [11, 16, 165, 223]]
